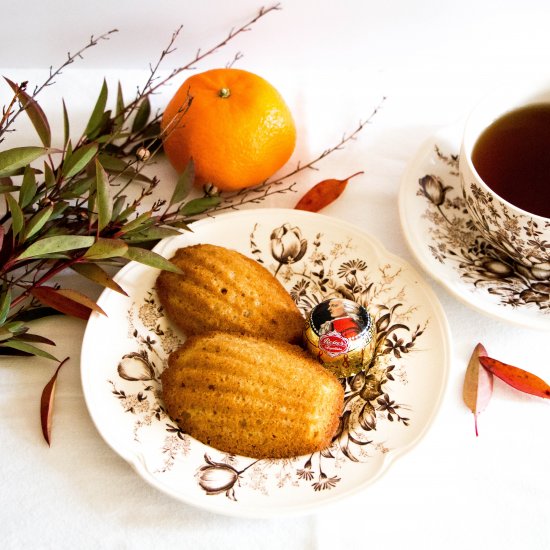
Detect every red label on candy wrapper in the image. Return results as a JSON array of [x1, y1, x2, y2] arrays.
[[319, 331, 349, 357], [303, 297, 377, 378]]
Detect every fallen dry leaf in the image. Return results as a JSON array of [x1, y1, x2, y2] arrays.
[[295, 171, 364, 212], [479, 356, 550, 399], [463, 343, 493, 436], [40, 357, 69, 446]]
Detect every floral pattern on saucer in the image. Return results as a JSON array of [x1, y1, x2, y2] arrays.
[[399, 123, 550, 329], [417, 146, 550, 312]]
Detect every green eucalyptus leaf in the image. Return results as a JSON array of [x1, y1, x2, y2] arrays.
[[125, 246, 182, 274], [65, 139, 73, 159], [19, 166, 37, 208], [4, 77, 51, 147], [97, 153, 152, 183], [84, 79, 108, 138], [6, 194, 24, 238], [113, 81, 125, 132], [94, 131, 114, 144], [23, 205, 53, 240], [97, 153, 127, 172], [123, 226, 181, 243], [44, 162, 56, 189], [97, 154, 150, 180], [111, 195, 126, 221], [115, 204, 137, 223], [62, 143, 98, 179], [50, 201, 69, 220], [70, 263, 128, 295], [59, 175, 94, 199], [0, 289, 11, 325], [95, 159, 112, 232], [0, 339, 58, 361], [169, 159, 194, 206], [117, 211, 151, 235], [179, 196, 221, 216], [17, 235, 95, 260], [88, 193, 97, 228], [84, 237, 128, 260], [62, 99, 70, 148], [132, 96, 151, 133], [167, 220, 192, 232], [0, 147, 47, 178], [88, 110, 113, 142]]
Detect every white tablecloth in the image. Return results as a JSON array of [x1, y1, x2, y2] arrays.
[[1, 1, 549, 548]]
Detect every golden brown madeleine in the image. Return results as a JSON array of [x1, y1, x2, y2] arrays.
[[160, 332, 344, 459], [156, 244, 304, 343]]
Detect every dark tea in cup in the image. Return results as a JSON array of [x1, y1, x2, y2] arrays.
[[460, 82, 550, 278], [471, 103, 550, 218]]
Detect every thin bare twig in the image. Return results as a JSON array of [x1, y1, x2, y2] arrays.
[[121, 4, 281, 119], [0, 30, 118, 139], [209, 96, 386, 212]]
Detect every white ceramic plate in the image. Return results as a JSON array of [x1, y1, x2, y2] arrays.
[[81, 208, 450, 517], [399, 124, 550, 330]]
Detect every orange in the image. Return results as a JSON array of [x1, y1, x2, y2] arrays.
[[161, 68, 296, 192]]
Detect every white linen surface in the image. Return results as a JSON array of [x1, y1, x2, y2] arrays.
[[1, 1, 549, 548]]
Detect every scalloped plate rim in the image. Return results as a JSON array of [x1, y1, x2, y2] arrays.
[[80, 208, 451, 518]]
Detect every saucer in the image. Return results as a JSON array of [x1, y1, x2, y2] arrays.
[[399, 123, 550, 330]]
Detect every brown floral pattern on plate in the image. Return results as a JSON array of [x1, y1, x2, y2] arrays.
[[81, 208, 449, 516], [108, 222, 427, 502]]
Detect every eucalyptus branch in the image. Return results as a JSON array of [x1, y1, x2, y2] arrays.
[[0, 8, 385, 449], [0, 4, 381, 373]]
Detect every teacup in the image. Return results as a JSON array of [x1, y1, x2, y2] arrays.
[[460, 81, 550, 282]]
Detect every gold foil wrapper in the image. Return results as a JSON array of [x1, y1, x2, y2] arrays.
[[303, 298, 376, 378]]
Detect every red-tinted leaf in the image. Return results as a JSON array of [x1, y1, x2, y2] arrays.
[[31, 287, 106, 320], [40, 357, 69, 446], [295, 171, 364, 212], [4, 77, 51, 147], [479, 356, 550, 399], [463, 343, 493, 436]]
